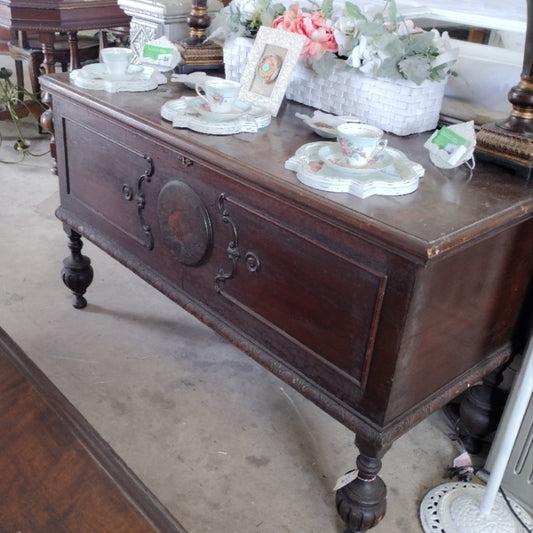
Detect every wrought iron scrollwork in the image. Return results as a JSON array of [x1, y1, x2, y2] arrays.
[[123, 155, 154, 250], [215, 194, 240, 292], [214, 194, 261, 292], [136, 156, 155, 250]]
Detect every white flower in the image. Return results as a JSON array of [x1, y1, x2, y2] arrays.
[[429, 29, 459, 69], [332, 16, 359, 57], [233, 0, 258, 21], [346, 35, 385, 76]]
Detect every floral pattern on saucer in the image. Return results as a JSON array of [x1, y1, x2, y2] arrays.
[[192, 98, 252, 122], [160, 96, 271, 135], [285, 141, 424, 199], [318, 144, 393, 175]]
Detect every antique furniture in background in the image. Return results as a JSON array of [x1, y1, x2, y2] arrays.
[[0, 0, 130, 76], [40, 74, 533, 532], [8, 30, 100, 99]]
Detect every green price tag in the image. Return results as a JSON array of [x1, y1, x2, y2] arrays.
[[431, 127, 467, 151], [142, 44, 173, 61]]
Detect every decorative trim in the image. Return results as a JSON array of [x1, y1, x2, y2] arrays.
[[214, 194, 240, 292], [476, 124, 533, 168], [135, 156, 155, 250]]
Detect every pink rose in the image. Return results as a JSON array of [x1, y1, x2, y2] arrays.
[[272, 3, 304, 33], [273, 3, 338, 62], [298, 11, 338, 60]]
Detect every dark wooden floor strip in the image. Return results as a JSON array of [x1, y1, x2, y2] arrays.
[[0, 326, 187, 533]]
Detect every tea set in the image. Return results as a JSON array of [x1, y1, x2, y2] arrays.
[[71, 50, 423, 197], [167, 75, 423, 196], [70, 47, 165, 93]]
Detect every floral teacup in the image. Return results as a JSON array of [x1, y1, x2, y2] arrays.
[[336, 123, 387, 167], [195, 79, 241, 113]]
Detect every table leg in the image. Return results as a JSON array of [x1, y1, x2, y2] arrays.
[[62, 230, 94, 309], [336, 437, 390, 532], [39, 32, 56, 75], [67, 32, 81, 71]]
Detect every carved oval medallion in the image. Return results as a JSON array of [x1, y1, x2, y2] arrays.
[[157, 180, 212, 266]]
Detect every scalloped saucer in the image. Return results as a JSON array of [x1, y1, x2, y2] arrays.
[[83, 62, 145, 80], [318, 144, 393, 175], [190, 98, 252, 122], [285, 141, 424, 199]]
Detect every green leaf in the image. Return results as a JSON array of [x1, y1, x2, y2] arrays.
[[310, 53, 337, 78], [398, 55, 431, 84], [403, 32, 434, 55], [320, 0, 334, 18], [386, 0, 398, 25], [344, 2, 367, 20], [359, 21, 386, 37], [375, 31, 403, 56], [376, 57, 403, 79]]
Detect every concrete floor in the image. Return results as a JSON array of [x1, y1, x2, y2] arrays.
[[0, 80, 461, 532]]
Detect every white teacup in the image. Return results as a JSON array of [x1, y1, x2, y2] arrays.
[[336, 123, 388, 167], [101, 47, 134, 78], [195, 79, 241, 113]]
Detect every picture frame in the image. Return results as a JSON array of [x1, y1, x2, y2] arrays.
[[238, 26, 306, 117]]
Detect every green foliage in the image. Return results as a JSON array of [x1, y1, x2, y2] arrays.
[[0, 67, 49, 163]]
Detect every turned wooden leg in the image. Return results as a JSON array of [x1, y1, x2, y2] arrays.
[[336, 437, 390, 532], [458, 368, 508, 454], [39, 32, 57, 76], [62, 230, 94, 309], [67, 31, 81, 71]]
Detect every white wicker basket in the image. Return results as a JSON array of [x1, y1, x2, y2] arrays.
[[223, 36, 447, 136]]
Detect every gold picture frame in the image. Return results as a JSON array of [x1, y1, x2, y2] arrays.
[[238, 26, 306, 117]]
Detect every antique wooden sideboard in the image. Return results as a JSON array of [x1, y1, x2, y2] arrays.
[[40, 73, 533, 532]]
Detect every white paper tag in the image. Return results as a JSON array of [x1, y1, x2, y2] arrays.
[[424, 121, 476, 169], [453, 451, 472, 468], [333, 469, 358, 492]]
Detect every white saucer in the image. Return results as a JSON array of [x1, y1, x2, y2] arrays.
[[318, 144, 393, 175], [83, 62, 144, 80], [190, 98, 252, 122], [285, 141, 424, 199], [295, 111, 360, 139]]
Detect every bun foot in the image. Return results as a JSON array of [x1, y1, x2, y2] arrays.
[[336, 473, 386, 533]]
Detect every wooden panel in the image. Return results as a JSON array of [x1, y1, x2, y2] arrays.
[[214, 194, 387, 390]]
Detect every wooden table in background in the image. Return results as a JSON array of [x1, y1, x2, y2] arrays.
[[0, 0, 130, 73]]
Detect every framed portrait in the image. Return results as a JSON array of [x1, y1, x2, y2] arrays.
[[238, 26, 306, 117]]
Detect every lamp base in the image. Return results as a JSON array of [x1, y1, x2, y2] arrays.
[[176, 41, 224, 74], [476, 123, 533, 180], [420, 482, 533, 533]]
